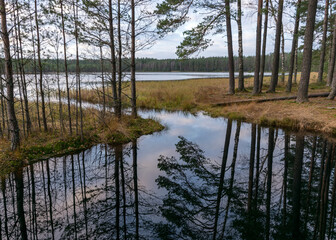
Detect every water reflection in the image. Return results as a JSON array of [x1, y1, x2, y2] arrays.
[[1, 115, 336, 239]]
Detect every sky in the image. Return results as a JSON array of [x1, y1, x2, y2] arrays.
[[135, 0, 314, 59]]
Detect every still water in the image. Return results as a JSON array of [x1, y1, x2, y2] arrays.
[[26, 72, 270, 90], [1, 110, 335, 239]]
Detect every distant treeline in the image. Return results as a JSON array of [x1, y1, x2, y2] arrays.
[[16, 51, 324, 73]]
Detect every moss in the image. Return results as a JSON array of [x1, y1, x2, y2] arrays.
[[259, 116, 277, 127], [279, 118, 300, 129], [225, 112, 246, 121]]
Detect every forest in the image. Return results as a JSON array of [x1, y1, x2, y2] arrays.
[[6, 53, 303, 73]]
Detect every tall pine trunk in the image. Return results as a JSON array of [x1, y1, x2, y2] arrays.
[[225, 0, 235, 94], [16, 1, 31, 133], [237, 0, 244, 91], [28, 3, 41, 130], [60, 0, 72, 134], [286, 0, 302, 92], [317, 0, 329, 83], [109, 0, 118, 114], [35, 0, 48, 131], [117, 0, 122, 119], [252, 0, 263, 95], [280, 25, 285, 84], [327, 12, 336, 86], [259, 0, 269, 92], [268, 0, 284, 93], [296, 0, 318, 103], [100, 43, 106, 115], [131, 0, 137, 117], [73, 0, 83, 139], [0, 0, 20, 150]]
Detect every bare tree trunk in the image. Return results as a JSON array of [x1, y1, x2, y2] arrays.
[[327, 14, 336, 87], [100, 44, 106, 115], [237, 0, 245, 91], [60, 0, 72, 134], [328, 67, 336, 99], [73, 0, 83, 139], [28, 3, 41, 130], [253, 0, 263, 95], [47, 86, 55, 129], [268, 0, 284, 93], [259, 0, 269, 92], [34, 0, 48, 131], [318, 0, 330, 83], [131, 0, 137, 117], [15, 50, 26, 137], [109, 0, 118, 114], [0, 69, 5, 136], [296, 0, 318, 102], [280, 25, 285, 84], [16, 1, 31, 133], [56, 48, 64, 133], [0, 77, 3, 137], [0, 0, 20, 150], [286, 0, 302, 92], [117, 0, 122, 119], [225, 0, 235, 94], [12, 9, 26, 137], [294, 48, 298, 84]]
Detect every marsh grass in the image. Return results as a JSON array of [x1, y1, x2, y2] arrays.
[[73, 72, 336, 136], [0, 102, 164, 177]]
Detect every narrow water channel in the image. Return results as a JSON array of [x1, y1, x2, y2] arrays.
[[1, 110, 335, 239]]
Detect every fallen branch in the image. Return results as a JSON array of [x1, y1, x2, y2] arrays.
[[213, 92, 330, 107]]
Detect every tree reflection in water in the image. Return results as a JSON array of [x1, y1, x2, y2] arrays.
[[0, 123, 336, 239]]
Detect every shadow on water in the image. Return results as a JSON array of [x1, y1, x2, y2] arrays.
[[1, 110, 336, 239]]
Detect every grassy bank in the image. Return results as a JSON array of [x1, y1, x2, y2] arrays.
[[74, 72, 336, 137], [0, 104, 164, 176]]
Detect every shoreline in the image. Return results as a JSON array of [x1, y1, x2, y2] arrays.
[[0, 112, 164, 177], [75, 74, 336, 137]]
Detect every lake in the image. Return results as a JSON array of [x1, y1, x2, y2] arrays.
[[1, 109, 334, 239], [22, 72, 271, 92]]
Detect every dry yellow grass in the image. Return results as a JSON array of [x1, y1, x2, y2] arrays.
[[76, 72, 336, 136], [207, 98, 336, 136]]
